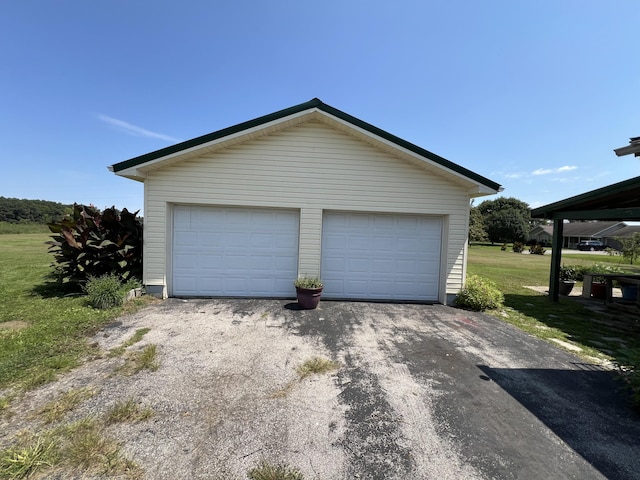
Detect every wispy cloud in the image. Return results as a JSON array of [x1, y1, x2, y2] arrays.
[[532, 165, 578, 176], [97, 114, 180, 143]]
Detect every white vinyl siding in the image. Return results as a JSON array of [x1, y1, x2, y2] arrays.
[[143, 120, 470, 302]]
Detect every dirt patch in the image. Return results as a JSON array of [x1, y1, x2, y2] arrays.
[[0, 320, 29, 330]]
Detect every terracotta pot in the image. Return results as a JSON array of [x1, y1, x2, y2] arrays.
[[296, 286, 323, 310], [590, 282, 607, 300]]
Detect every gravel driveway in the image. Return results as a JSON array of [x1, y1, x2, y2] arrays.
[[3, 299, 639, 479]]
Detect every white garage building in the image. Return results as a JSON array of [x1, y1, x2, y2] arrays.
[[110, 99, 501, 303]]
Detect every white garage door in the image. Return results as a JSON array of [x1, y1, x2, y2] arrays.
[[172, 206, 299, 297], [321, 212, 442, 301]]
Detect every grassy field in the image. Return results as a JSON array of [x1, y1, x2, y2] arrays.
[[0, 222, 50, 235], [0, 234, 149, 396], [468, 244, 640, 371]]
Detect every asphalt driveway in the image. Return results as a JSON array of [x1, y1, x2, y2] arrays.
[[7, 299, 639, 479]]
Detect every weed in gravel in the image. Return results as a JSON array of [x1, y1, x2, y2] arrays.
[[109, 328, 151, 357], [0, 436, 57, 479], [38, 387, 97, 424], [0, 394, 13, 417], [119, 344, 159, 376], [272, 357, 340, 398], [296, 357, 340, 380], [63, 424, 122, 471], [0, 417, 142, 479], [105, 397, 153, 424], [247, 461, 305, 480]]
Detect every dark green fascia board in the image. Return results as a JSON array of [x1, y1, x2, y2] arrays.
[[110, 98, 501, 192], [531, 175, 640, 218], [537, 208, 640, 221]]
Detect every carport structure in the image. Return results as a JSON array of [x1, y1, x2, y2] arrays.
[[531, 175, 640, 301]]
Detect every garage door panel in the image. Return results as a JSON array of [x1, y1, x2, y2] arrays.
[[321, 212, 441, 301], [172, 206, 299, 297], [200, 232, 222, 247]]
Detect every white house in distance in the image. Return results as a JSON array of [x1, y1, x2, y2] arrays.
[[109, 99, 501, 304]]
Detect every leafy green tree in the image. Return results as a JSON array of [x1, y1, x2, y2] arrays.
[[477, 197, 531, 244], [469, 205, 488, 242], [617, 233, 640, 265]]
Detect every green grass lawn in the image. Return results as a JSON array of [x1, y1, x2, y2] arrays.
[[468, 244, 640, 370], [0, 234, 148, 395]]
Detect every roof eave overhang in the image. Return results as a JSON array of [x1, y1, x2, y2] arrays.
[[531, 175, 640, 220], [614, 144, 640, 157]]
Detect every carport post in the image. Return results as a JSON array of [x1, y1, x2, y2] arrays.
[[548, 219, 564, 302]]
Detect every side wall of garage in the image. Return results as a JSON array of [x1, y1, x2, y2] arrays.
[[143, 120, 471, 302]]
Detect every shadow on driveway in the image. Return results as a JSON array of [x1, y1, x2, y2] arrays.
[[478, 364, 639, 480]]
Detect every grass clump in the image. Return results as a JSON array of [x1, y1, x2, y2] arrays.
[[119, 345, 160, 375], [296, 357, 340, 380], [38, 387, 97, 424], [1, 414, 146, 479], [105, 397, 153, 424], [109, 328, 151, 357], [84, 274, 140, 310], [455, 273, 504, 311], [272, 357, 340, 398], [247, 461, 305, 480], [0, 436, 57, 479]]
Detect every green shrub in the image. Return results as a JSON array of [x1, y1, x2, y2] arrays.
[[582, 263, 624, 283], [455, 274, 504, 311], [47, 204, 142, 287], [512, 242, 524, 253], [529, 244, 546, 255], [84, 275, 139, 309]]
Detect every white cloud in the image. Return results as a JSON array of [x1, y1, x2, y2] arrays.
[[97, 114, 180, 143], [532, 165, 578, 175]]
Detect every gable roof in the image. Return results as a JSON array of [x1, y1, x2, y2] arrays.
[[561, 221, 625, 237], [109, 98, 501, 195], [609, 225, 640, 238]]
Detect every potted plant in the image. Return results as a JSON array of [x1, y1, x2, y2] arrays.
[[294, 276, 323, 310], [558, 265, 576, 296]]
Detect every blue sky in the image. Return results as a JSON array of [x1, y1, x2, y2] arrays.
[[1, 1, 639, 213]]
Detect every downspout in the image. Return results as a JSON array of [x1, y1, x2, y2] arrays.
[[548, 218, 564, 302]]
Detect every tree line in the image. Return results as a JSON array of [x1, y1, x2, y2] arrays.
[[0, 197, 72, 224]]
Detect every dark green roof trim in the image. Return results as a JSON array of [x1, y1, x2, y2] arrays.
[[531, 175, 640, 219], [110, 98, 501, 191]]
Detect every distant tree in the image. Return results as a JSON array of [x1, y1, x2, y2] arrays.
[[469, 205, 488, 242], [0, 197, 71, 224], [477, 197, 531, 244], [617, 233, 640, 265]]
